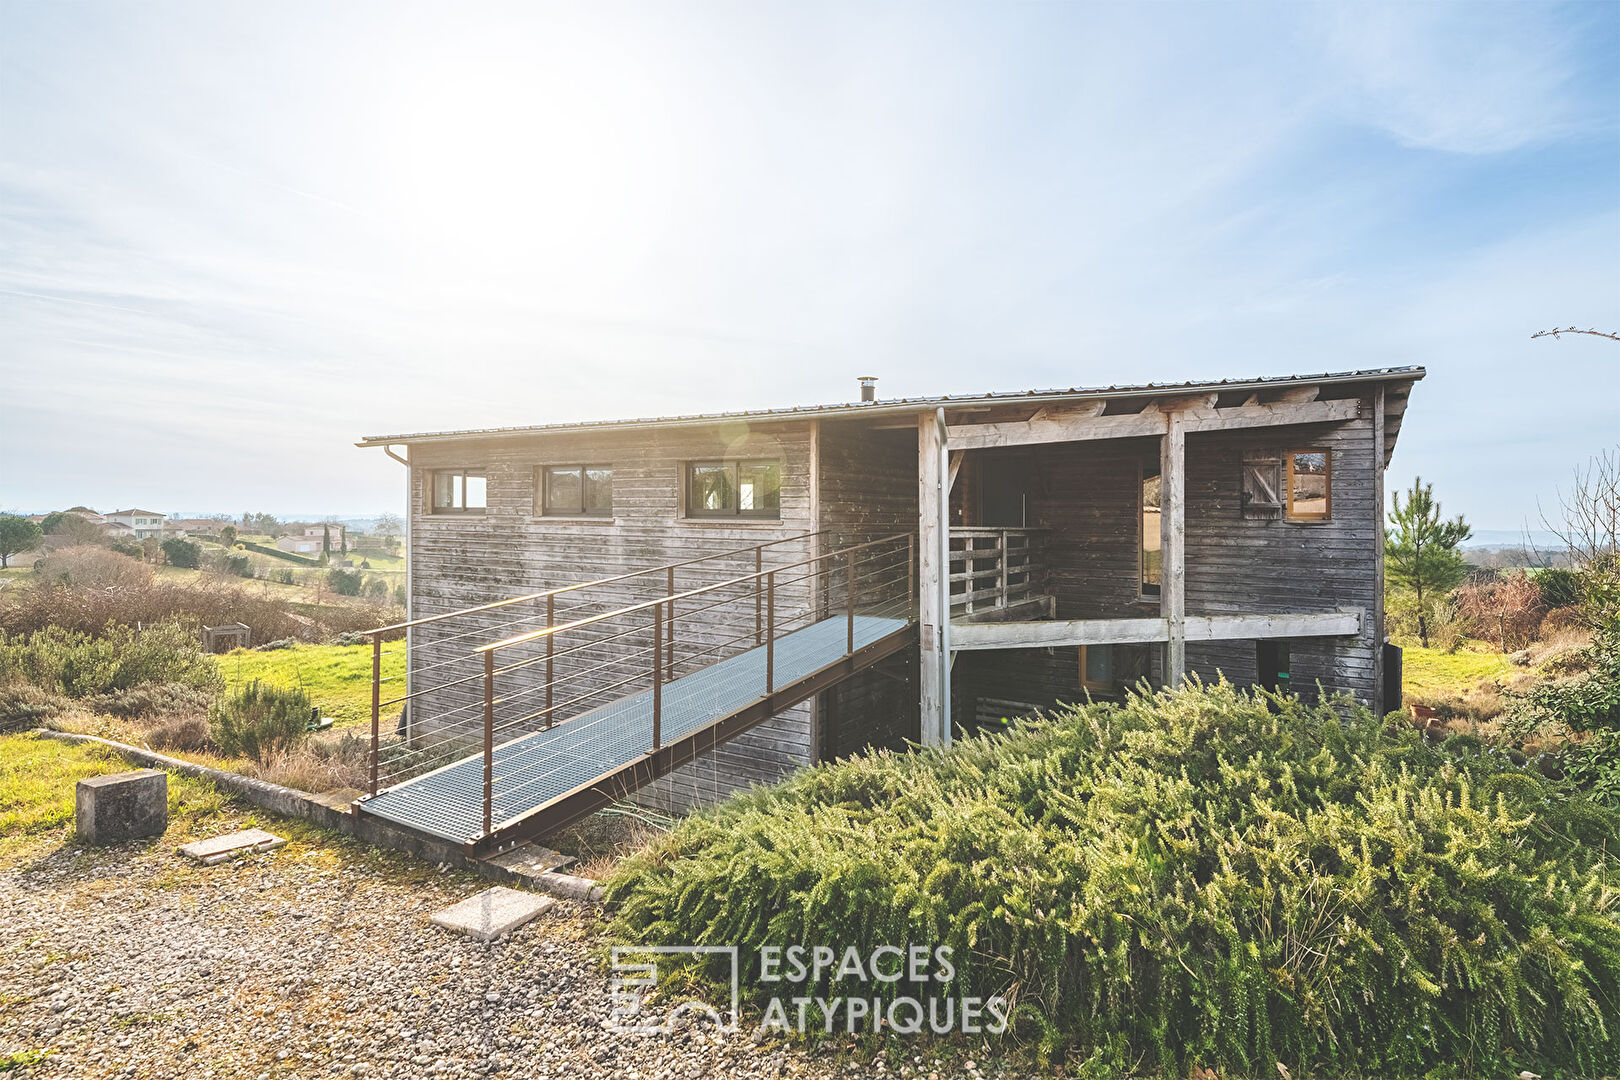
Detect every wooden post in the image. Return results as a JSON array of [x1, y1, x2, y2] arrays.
[[1161, 410, 1187, 687], [765, 571, 776, 694], [544, 593, 554, 728], [997, 529, 1010, 612], [1372, 384, 1387, 709], [482, 650, 494, 836], [907, 532, 916, 613], [652, 602, 662, 748], [919, 408, 950, 746], [368, 634, 380, 796]]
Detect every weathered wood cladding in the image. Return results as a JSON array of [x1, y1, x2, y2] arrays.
[[404, 422, 820, 812], [944, 399, 1382, 714]]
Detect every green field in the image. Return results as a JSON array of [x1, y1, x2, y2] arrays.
[[1401, 642, 1516, 697], [218, 642, 406, 727]]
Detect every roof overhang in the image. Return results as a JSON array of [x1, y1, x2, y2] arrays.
[[357, 366, 1424, 448]]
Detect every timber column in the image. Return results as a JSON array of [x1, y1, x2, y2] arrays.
[[918, 408, 951, 746], [1160, 409, 1187, 686]]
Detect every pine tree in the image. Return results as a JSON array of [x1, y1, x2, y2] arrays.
[[1386, 477, 1471, 647], [322, 524, 332, 556]]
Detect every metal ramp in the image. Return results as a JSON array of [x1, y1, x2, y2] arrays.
[[354, 533, 916, 852], [357, 615, 911, 847]]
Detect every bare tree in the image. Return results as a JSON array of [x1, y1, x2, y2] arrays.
[[1539, 447, 1620, 626], [1531, 327, 1620, 342]]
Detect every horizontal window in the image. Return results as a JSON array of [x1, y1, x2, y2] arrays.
[[540, 465, 612, 516], [430, 469, 486, 514], [686, 460, 781, 519], [1285, 450, 1331, 522]]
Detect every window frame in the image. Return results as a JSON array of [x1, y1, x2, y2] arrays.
[[537, 464, 614, 518], [428, 468, 488, 515], [1284, 449, 1332, 523], [683, 459, 782, 520], [1079, 644, 1114, 693], [1138, 459, 1162, 602]]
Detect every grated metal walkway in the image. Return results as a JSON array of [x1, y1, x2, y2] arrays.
[[357, 615, 908, 843]]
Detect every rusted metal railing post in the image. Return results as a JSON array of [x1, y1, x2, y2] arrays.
[[907, 533, 916, 615], [666, 567, 675, 680], [369, 633, 380, 795], [765, 570, 775, 694], [544, 593, 555, 729], [482, 649, 495, 837], [754, 547, 763, 644], [846, 549, 856, 654], [652, 601, 663, 748]]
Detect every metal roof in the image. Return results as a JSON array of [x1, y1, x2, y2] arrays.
[[357, 365, 1425, 446]]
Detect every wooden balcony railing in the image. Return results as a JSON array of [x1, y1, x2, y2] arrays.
[[948, 527, 1050, 619]]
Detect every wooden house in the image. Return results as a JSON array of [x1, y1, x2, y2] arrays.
[[353, 367, 1421, 846]]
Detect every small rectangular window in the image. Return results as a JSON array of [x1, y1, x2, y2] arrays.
[[1285, 450, 1331, 521], [1241, 452, 1283, 520], [540, 465, 612, 516], [430, 469, 487, 513], [686, 460, 780, 519], [1140, 462, 1161, 599], [1079, 644, 1113, 692]]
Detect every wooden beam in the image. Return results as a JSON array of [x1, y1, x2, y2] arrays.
[[945, 397, 1360, 450], [947, 450, 964, 493], [1372, 385, 1386, 707], [1161, 412, 1186, 686], [950, 609, 1364, 651], [952, 617, 1169, 650], [1184, 609, 1361, 641], [918, 409, 949, 747]]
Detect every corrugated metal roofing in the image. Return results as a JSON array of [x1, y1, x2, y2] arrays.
[[358, 365, 1425, 446]]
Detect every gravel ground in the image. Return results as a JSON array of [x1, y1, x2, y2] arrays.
[[0, 814, 1008, 1080]]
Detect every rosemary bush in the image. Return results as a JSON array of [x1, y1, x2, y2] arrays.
[[209, 678, 310, 763], [608, 681, 1620, 1077]]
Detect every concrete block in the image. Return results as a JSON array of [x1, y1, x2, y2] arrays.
[[178, 828, 287, 865], [430, 887, 555, 941], [75, 769, 167, 844]]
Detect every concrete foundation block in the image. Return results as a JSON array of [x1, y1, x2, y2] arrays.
[[430, 886, 555, 941], [75, 769, 168, 844]]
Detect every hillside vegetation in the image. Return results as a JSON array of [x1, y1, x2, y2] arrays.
[[608, 682, 1620, 1078]]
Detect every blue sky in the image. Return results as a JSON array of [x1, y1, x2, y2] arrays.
[[1, 1, 1616, 529]]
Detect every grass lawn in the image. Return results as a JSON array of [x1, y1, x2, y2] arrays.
[[1401, 641, 1516, 697], [0, 732, 232, 863], [152, 564, 311, 601], [218, 642, 405, 728]]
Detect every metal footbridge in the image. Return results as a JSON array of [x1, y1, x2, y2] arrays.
[[352, 533, 916, 853]]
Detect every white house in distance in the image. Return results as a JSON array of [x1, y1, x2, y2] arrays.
[[102, 508, 167, 540], [276, 523, 345, 556]]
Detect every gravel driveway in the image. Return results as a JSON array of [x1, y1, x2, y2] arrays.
[[0, 814, 1002, 1080]]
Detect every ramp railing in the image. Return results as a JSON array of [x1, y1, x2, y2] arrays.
[[464, 532, 915, 836], [358, 532, 831, 795]]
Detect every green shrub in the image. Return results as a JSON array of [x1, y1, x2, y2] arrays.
[[0, 683, 67, 732], [84, 681, 213, 719], [326, 568, 363, 596], [161, 538, 200, 569], [209, 679, 311, 763], [1555, 729, 1620, 808], [608, 681, 1620, 1077], [1532, 566, 1583, 610], [1516, 631, 1620, 735], [0, 623, 222, 699]]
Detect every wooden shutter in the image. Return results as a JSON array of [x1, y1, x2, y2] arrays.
[[1241, 453, 1282, 519]]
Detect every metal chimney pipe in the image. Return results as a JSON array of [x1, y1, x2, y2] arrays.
[[858, 376, 878, 403]]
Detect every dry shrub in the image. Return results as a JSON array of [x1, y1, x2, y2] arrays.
[[31, 545, 155, 590], [1544, 604, 1588, 633], [244, 733, 369, 793], [145, 714, 213, 753], [0, 577, 402, 643], [86, 681, 213, 719], [0, 682, 68, 732], [550, 809, 673, 882], [1453, 570, 1546, 652]]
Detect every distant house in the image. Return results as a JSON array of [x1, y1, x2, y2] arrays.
[[104, 508, 167, 540], [165, 518, 227, 537], [277, 524, 343, 556]]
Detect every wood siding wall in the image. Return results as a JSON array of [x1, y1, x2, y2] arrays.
[[404, 423, 819, 813], [948, 402, 1381, 721]]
